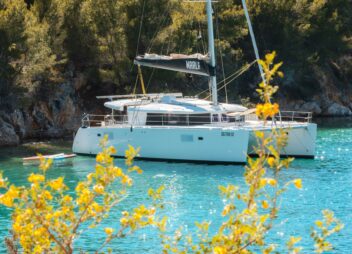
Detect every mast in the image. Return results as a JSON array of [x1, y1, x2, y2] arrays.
[[206, 0, 218, 106], [241, 0, 265, 84]]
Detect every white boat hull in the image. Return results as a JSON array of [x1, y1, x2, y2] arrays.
[[248, 123, 317, 158], [73, 126, 250, 163]]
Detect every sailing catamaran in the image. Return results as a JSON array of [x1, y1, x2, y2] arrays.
[[72, 0, 316, 163]]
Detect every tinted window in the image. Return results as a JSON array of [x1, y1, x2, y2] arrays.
[[146, 113, 211, 126], [188, 114, 211, 125], [146, 113, 163, 125]]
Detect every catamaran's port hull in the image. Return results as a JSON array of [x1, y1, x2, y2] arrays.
[[247, 123, 317, 158], [73, 126, 250, 163], [73, 123, 317, 163]]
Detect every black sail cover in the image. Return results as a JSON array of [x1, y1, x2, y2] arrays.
[[134, 53, 214, 77]]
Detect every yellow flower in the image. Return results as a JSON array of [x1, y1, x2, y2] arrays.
[[111, 167, 123, 177], [39, 157, 53, 172], [75, 182, 85, 192], [0, 173, 7, 188], [104, 227, 114, 235], [272, 103, 280, 115], [125, 145, 140, 166], [260, 178, 267, 187], [214, 246, 227, 254], [0, 186, 19, 207], [0, 194, 14, 207], [48, 177, 65, 191], [109, 146, 117, 154], [256, 104, 264, 117], [262, 200, 269, 209], [293, 179, 302, 189], [87, 173, 94, 182], [120, 217, 128, 226], [315, 220, 323, 228], [129, 165, 143, 174], [77, 189, 91, 205], [267, 157, 276, 167], [267, 178, 277, 187], [221, 204, 232, 216], [33, 245, 43, 253], [96, 153, 105, 163], [42, 190, 53, 200], [28, 173, 45, 183], [92, 202, 103, 213], [256, 103, 280, 119], [93, 184, 105, 195], [121, 175, 132, 186]]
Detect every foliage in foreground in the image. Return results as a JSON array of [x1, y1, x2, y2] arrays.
[[156, 52, 344, 254], [0, 53, 344, 253], [0, 139, 165, 253]]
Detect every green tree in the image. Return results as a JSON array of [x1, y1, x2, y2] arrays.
[[0, 0, 26, 101]]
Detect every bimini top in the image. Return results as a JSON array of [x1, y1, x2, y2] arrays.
[[134, 53, 214, 76]]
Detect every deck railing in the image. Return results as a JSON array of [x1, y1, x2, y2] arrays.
[[245, 111, 312, 123], [81, 111, 312, 128], [81, 114, 245, 127], [81, 114, 128, 127], [276, 111, 313, 123]]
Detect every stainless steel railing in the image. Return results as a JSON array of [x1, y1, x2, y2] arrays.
[[276, 111, 313, 123], [81, 114, 128, 127], [81, 111, 312, 128], [245, 111, 312, 123], [81, 114, 245, 127]]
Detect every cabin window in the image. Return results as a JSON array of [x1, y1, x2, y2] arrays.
[[188, 114, 211, 125], [212, 114, 219, 122], [146, 113, 211, 126], [164, 114, 188, 126], [222, 114, 229, 122], [146, 113, 163, 125]]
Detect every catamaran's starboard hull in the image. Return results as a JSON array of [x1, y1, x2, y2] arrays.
[[73, 126, 250, 163], [248, 123, 317, 158]]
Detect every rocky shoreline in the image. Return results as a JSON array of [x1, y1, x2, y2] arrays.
[[283, 100, 352, 116], [0, 82, 83, 147], [1, 95, 351, 147]]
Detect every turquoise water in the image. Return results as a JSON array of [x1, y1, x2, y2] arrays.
[[0, 118, 351, 253]]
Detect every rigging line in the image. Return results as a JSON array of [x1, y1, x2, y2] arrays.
[[214, 4, 228, 103], [220, 60, 256, 84], [196, 61, 250, 96], [241, 0, 265, 85], [197, 20, 206, 55], [146, 68, 156, 91], [218, 64, 252, 90], [195, 63, 253, 98], [129, 0, 146, 73], [132, 73, 139, 95], [203, 61, 255, 100], [135, 0, 146, 57], [147, 1, 172, 53], [147, 14, 169, 53]]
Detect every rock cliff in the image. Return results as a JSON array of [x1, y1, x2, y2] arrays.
[[0, 81, 84, 146]]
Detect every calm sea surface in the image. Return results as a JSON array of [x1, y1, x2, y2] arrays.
[[0, 118, 351, 253]]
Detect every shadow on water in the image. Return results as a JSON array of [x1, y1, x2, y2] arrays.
[[315, 117, 352, 129]]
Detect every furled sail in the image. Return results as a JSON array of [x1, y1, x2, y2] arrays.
[[134, 53, 214, 76]]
